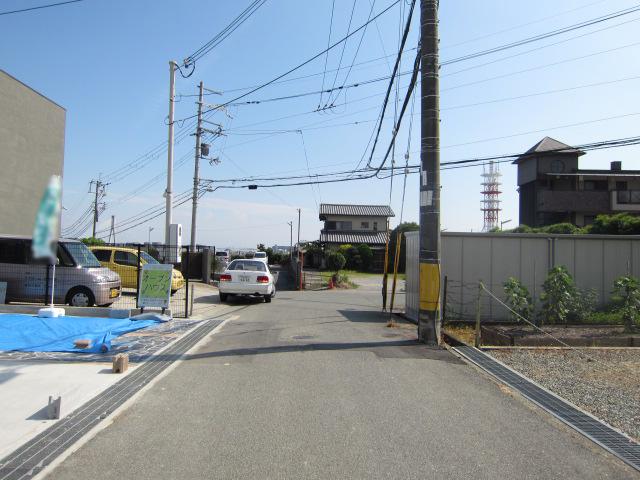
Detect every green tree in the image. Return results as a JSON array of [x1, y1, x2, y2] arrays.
[[612, 276, 640, 333], [357, 244, 373, 271], [326, 252, 346, 272], [388, 222, 419, 272], [540, 266, 576, 325], [257, 243, 266, 252], [588, 213, 640, 235], [503, 277, 533, 322], [81, 237, 105, 246]]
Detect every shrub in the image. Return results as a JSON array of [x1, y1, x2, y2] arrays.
[[567, 288, 598, 322], [589, 213, 640, 235], [540, 266, 576, 325], [612, 276, 640, 332], [332, 271, 357, 289], [503, 277, 533, 322], [541, 223, 582, 235], [326, 252, 346, 272], [510, 225, 535, 233]]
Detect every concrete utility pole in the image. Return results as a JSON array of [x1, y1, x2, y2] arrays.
[[90, 179, 107, 238], [288, 221, 293, 261], [190, 81, 204, 250], [418, 0, 441, 344], [297, 209, 301, 247], [165, 60, 177, 244]]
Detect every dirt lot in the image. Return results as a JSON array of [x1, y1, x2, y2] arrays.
[[491, 348, 640, 442]]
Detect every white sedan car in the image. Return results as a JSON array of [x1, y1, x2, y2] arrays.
[[218, 259, 276, 303]]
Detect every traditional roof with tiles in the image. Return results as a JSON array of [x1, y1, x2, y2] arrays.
[[319, 204, 395, 219]]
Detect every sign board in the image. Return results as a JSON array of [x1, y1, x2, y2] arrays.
[[0, 282, 6, 304], [138, 263, 173, 309]]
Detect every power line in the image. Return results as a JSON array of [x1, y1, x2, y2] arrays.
[[440, 4, 640, 66], [0, 0, 83, 16], [318, 0, 336, 109], [181, 0, 267, 74], [177, 0, 402, 123]]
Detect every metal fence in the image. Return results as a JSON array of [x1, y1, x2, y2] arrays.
[[0, 239, 190, 318], [405, 231, 640, 322]]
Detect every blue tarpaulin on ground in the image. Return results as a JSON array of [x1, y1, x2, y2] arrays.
[[0, 314, 161, 353]]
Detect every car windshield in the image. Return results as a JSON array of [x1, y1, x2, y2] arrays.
[[61, 242, 102, 268], [140, 251, 159, 264], [216, 252, 229, 257], [227, 260, 266, 272]]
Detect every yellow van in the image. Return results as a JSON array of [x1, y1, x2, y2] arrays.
[[89, 246, 185, 294]]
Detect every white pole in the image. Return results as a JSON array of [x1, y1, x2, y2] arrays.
[[50, 263, 56, 307], [165, 60, 177, 244]]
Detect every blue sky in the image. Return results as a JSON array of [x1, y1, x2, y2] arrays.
[[2, 0, 640, 249]]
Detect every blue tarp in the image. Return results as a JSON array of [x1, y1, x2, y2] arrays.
[[0, 314, 161, 353]]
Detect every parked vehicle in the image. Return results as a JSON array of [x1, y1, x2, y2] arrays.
[[215, 250, 230, 273], [0, 235, 121, 307], [218, 259, 276, 303], [253, 251, 268, 265], [89, 246, 185, 294]]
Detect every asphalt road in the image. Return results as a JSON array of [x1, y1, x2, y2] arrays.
[[46, 283, 637, 479]]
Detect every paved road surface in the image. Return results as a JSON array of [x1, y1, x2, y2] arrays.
[[46, 284, 637, 479]]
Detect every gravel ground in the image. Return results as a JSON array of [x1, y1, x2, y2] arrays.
[[490, 348, 640, 442]]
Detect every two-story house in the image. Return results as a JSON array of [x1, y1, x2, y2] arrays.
[[318, 203, 395, 270], [515, 137, 640, 227]]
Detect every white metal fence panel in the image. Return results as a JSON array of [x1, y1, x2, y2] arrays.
[[405, 232, 640, 322]]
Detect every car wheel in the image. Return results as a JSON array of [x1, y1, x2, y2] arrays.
[[219, 292, 228, 302], [264, 294, 272, 303], [67, 287, 95, 307]]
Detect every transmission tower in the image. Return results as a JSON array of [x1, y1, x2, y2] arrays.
[[481, 161, 502, 232]]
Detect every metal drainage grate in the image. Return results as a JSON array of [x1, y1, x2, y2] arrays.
[[0, 315, 230, 480], [454, 345, 640, 472]]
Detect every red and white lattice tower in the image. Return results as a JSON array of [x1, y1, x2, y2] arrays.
[[481, 161, 502, 232]]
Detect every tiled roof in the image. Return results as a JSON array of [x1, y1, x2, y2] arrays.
[[319, 204, 395, 218], [319, 230, 388, 246], [513, 137, 585, 164]]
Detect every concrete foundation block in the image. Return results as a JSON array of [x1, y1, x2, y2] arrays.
[[112, 353, 129, 373]]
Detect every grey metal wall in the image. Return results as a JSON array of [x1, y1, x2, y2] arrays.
[[405, 231, 640, 322], [405, 231, 419, 322], [0, 70, 65, 236]]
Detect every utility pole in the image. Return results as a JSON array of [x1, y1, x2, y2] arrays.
[[297, 209, 301, 248], [287, 221, 293, 261], [165, 60, 177, 244], [89, 179, 107, 239], [418, 0, 441, 344], [190, 81, 204, 250]]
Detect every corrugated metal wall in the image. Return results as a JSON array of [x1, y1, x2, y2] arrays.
[[405, 231, 640, 322]]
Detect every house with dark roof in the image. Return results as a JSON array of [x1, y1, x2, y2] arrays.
[[318, 203, 395, 270], [515, 137, 640, 227]]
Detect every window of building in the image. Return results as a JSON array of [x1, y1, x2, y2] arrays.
[[325, 221, 336, 230], [0, 239, 26, 264], [338, 221, 352, 230], [550, 160, 565, 173], [373, 222, 378, 231], [583, 180, 608, 191], [360, 222, 369, 229], [616, 181, 628, 191]]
